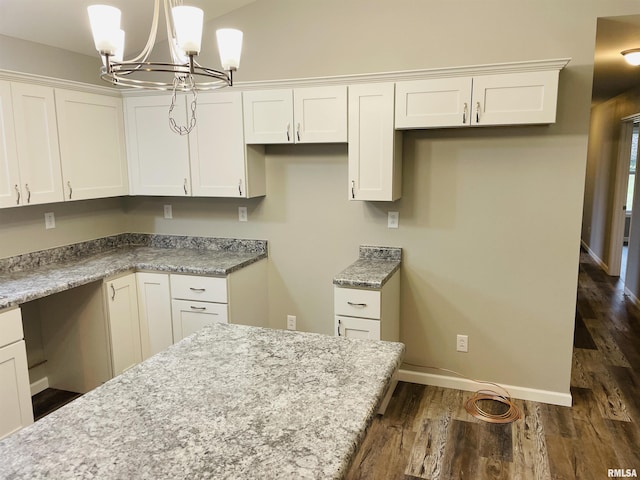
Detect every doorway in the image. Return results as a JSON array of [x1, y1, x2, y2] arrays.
[[611, 116, 640, 281]]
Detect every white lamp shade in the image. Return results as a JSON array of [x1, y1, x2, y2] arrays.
[[88, 5, 122, 55], [623, 49, 640, 66], [217, 28, 243, 71], [172, 6, 203, 54]]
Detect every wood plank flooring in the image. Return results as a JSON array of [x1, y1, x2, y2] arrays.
[[345, 250, 640, 480]]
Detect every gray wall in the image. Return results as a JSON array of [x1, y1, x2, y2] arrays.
[[5, 0, 640, 398]]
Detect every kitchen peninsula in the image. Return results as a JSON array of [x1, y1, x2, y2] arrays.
[[0, 234, 269, 440], [0, 321, 405, 479]]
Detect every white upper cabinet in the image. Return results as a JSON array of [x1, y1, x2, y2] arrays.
[[189, 91, 265, 198], [293, 86, 347, 143], [396, 70, 561, 129], [395, 77, 472, 128], [243, 86, 347, 144], [55, 89, 128, 201], [125, 94, 191, 196], [11, 83, 64, 205], [348, 83, 402, 201], [471, 70, 559, 126], [0, 81, 21, 208]]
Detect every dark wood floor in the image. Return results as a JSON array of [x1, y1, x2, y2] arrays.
[[32, 388, 81, 421], [346, 250, 640, 480]]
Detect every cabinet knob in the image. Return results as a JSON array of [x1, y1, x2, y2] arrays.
[[14, 185, 20, 205]]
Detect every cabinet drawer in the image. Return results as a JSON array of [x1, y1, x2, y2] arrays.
[[171, 299, 228, 342], [334, 286, 380, 319], [170, 274, 227, 303], [335, 315, 380, 340], [0, 308, 24, 348]]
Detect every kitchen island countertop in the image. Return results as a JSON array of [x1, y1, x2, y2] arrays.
[[0, 322, 405, 480]]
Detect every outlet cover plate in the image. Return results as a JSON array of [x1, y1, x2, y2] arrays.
[[388, 211, 399, 229]]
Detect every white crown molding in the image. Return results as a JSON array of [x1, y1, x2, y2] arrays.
[[232, 58, 572, 91], [0, 68, 122, 96], [1, 57, 570, 97]]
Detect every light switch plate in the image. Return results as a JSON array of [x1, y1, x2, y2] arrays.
[[238, 206, 248, 222], [163, 204, 173, 219], [44, 212, 55, 229], [388, 211, 399, 229]]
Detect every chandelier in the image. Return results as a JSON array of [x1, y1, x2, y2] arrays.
[[87, 1, 243, 135]]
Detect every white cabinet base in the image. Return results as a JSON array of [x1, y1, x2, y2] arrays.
[[171, 300, 228, 342]]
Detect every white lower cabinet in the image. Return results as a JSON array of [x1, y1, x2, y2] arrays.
[[334, 270, 400, 342], [0, 308, 34, 440], [136, 272, 173, 360], [171, 299, 228, 341], [105, 273, 142, 376]]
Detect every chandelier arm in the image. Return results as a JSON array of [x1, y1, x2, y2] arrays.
[[128, 0, 161, 63]]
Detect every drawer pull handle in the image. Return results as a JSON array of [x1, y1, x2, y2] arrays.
[[189, 288, 206, 292], [347, 301, 367, 307], [190, 306, 207, 311], [337, 318, 342, 336], [111, 284, 116, 300]]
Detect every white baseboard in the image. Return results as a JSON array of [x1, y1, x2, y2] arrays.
[[581, 240, 610, 274], [30, 377, 49, 396], [624, 286, 640, 307], [397, 369, 572, 407]]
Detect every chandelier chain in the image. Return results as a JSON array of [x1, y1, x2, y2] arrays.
[[169, 75, 197, 135]]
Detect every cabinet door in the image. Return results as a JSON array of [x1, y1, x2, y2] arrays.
[[335, 315, 380, 340], [471, 70, 559, 126], [0, 340, 34, 440], [171, 299, 228, 342], [11, 83, 63, 205], [55, 89, 128, 201], [243, 89, 294, 144], [293, 86, 347, 143], [348, 83, 402, 201], [136, 273, 173, 360], [189, 91, 248, 197], [125, 95, 191, 195], [0, 81, 21, 208], [395, 77, 472, 128], [106, 274, 142, 376]]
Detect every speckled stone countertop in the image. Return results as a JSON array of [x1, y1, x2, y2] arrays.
[[0, 322, 405, 480], [0, 234, 267, 310], [333, 245, 402, 289]]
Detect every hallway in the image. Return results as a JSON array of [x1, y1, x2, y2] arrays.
[[346, 249, 640, 479]]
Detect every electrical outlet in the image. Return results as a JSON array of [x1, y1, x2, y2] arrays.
[[238, 206, 248, 222], [287, 315, 296, 330], [44, 212, 56, 229], [456, 334, 469, 353], [388, 211, 399, 229], [164, 204, 173, 219]]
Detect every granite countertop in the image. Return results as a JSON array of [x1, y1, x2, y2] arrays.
[[0, 234, 267, 310], [333, 245, 402, 289], [0, 322, 405, 480]]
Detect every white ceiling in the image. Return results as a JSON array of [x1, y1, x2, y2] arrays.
[[0, 0, 257, 57]]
